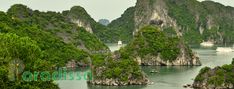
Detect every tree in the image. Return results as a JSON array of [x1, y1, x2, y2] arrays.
[[0, 33, 58, 89]]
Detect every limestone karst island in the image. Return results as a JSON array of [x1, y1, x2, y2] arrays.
[[0, 0, 234, 89]]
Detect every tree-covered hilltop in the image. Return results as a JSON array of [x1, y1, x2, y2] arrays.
[[7, 4, 109, 52], [88, 54, 149, 86], [62, 6, 114, 43], [106, 0, 234, 45], [117, 26, 201, 66], [0, 4, 111, 88], [0, 11, 91, 67], [193, 59, 234, 89]]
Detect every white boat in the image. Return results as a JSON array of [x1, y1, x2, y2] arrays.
[[117, 40, 122, 45], [216, 47, 233, 52], [200, 41, 214, 47]]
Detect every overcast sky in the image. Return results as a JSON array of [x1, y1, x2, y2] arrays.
[[0, 0, 233, 21]]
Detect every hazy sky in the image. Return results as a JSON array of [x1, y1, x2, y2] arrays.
[[0, 0, 233, 21]]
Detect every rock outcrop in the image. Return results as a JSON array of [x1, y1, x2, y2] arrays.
[[108, 0, 234, 44], [118, 26, 201, 66], [193, 59, 234, 89], [89, 56, 150, 86]]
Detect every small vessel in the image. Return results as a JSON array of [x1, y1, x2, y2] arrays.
[[148, 82, 154, 85], [150, 69, 159, 73], [183, 84, 192, 88], [117, 40, 122, 45], [200, 41, 214, 47], [216, 47, 233, 52]]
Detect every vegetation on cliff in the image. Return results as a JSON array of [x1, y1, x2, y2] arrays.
[[89, 53, 148, 86], [0, 4, 110, 88], [119, 26, 180, 61], [0, 33, 59, 89], [105, 0, 234, 45], [107, 7, 136, 43], [193, 59, 234, 88], [117, 25, 200, 66], [7, 4, 108, 52]]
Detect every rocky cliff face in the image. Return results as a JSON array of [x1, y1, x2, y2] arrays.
[[139, 42, 201, 66], [117, 26, 201, 66], [108, 0, 234, 44], [63, 6, 94, 33], [71, 19, 93, 33], [62, 6, 111, 43], [134, 0, 181, 36]]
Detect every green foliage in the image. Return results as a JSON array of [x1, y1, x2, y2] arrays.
[[195, 61, 234, 87], [94, 59, 143, 82], [7, 4, 32, 19], [121, 25, 180, 61], [163, 27, 177, 37], [91, 54, 106, 66], [62, 6, 114, 43], [208, 75, 225, 86], [0, 4, 110, 88], [194, 67, 210, 82], [107, 7, 135, 43], [106, 0, 234, 45], [199, 67, 211, 75], [0, 33, 58, 89], [165, 0, 234, 44], [75, 27, 108, 51]]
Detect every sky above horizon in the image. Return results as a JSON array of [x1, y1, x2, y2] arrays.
[[0, 0, 233, 21]]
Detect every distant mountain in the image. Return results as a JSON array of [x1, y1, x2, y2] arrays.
[[107, 0, 234, 44], [62, 6, 113, 43], [98, 19, 110, 26]]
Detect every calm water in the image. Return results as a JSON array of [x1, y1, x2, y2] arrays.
[[57, 44, 234, 89]]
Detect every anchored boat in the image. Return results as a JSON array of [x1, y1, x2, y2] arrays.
[[118, 40, 122, 45], [200, 41, 214, 47]]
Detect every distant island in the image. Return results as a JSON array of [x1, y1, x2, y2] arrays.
[[193, 58, 234, 89]]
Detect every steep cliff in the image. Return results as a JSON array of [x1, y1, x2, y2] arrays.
[[108, 0, 234, 44], [88, 54, 149, 86], [117, 26, 201, 66], [62, 6, 114, 43]]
